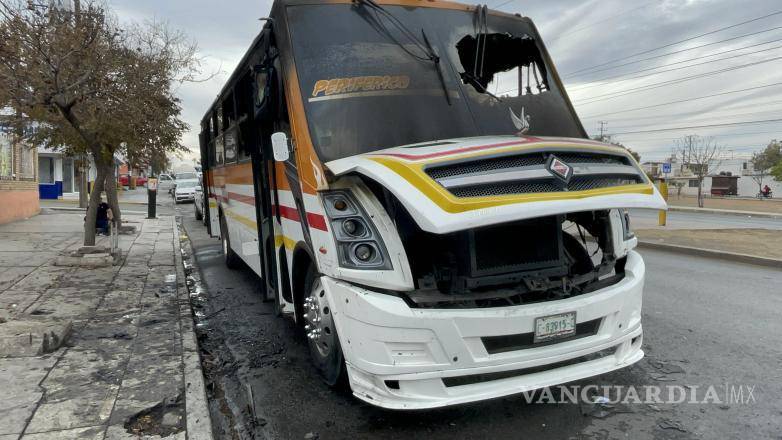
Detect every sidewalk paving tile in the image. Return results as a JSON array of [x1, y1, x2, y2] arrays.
[[0, 356, 58, 435], [22, 425, 105, 439], [0, 267, 37, 291], [0, 213, 207, 439]]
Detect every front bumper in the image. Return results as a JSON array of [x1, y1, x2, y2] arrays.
[[322, 250, 647, 410], [175, 193, 195, 202]]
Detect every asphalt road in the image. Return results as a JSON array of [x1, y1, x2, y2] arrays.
[[175, 201, 782, 440]]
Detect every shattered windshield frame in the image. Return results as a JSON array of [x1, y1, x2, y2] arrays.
[[286, 3, 586, 162]]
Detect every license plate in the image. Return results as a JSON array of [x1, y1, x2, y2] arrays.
[[534, 312, 577, 343]]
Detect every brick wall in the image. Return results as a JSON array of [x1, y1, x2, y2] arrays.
[[0, 130, 40, 224]]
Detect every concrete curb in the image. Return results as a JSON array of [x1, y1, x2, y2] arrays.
[[667, 205, 782, 219], [637, 240, 782, 269], [43, 206, 148, 216], [173, 218, 214, 440]]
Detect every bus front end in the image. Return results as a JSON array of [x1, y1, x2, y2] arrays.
[[272, 0, 667, 409]]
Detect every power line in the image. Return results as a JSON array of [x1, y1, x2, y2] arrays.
[[491, 0, 516, 9], [565, 26, 782, 80], [573, 55, 782, 105], [562, 9, 782, 77], [550, 1, 658, 42], [580, 83, 782, 118], [615, 129, 782, 143], [568, 41, 782, 92], [591, 108, 782, 129], [608, 118, 782, 136], [582, 103, 782, 124]]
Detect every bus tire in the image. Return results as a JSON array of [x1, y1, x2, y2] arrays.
[[220, 214, 241, 269], [303, 265, 348, 389]]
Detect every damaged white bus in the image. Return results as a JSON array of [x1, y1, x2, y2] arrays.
[[199, 0, 667, 409]]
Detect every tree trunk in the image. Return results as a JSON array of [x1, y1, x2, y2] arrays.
[[103, 163, 122, 230], [697, 179, 704, 208], [78, 156, 88, 209], [83, 162, 107, 246]]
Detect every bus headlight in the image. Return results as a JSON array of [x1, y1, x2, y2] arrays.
[[322, 190, 392, 270]]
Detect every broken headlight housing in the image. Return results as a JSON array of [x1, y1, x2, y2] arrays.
[[621, 209, 635, 240], [322, 190, 392, 270]]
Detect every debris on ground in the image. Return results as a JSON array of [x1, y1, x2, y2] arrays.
[[124, 393, 185, 437], [658, 419, 687, 433]]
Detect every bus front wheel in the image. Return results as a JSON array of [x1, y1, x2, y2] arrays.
[[303, 266, 347, 388]]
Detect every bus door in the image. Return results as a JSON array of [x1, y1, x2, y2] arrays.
[[250, 145, 277, 303], [247, 38, 283, 306]]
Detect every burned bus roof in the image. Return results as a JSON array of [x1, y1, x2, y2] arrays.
[[200, 0, 537, 125]]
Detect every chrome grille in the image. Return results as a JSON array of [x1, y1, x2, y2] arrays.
[[426, 154, 545, 179], [426, 150, 644, 198]]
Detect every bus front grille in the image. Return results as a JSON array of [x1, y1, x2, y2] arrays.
[[425, 150, 644, 198]]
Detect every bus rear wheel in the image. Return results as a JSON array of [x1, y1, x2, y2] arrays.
[[220, 214, 241, 269], [303, 266, 347, 388]]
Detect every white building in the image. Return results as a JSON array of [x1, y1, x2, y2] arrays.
[[643, 156, 782, 198]]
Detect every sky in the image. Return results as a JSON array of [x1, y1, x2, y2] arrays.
[[111, 0, 782, 164]]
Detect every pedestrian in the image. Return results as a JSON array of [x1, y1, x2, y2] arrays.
[[96, 201, 111, 235]]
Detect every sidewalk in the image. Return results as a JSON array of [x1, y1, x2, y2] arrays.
[[0, 212, 211, 439], [53, 189, 162, 206]]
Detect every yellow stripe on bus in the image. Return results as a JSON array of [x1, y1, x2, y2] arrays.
[[223, 209, 258, 231], [223, 209, 297, 250], [274, 235, 296, 251], [370, 156, 654, 214]]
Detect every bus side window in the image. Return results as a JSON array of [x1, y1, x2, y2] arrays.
[[215, 135, 225, 166]]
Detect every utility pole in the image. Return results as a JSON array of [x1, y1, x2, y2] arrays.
[[598, 121, 608, 141]]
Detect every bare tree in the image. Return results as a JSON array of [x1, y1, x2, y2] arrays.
[[0, 0, 200, 245], [669, 180, 685, 199], [673, 135, 723, 208]]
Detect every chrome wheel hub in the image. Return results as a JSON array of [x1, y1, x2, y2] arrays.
[[304, 278, 334, 357]]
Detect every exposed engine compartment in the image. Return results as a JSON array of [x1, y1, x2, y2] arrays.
[[367, 178, 626, 308]]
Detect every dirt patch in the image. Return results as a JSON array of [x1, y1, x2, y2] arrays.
[[124, 394, 185, 437], [667, 196, 782, 214], [636, 228, 782, 259]]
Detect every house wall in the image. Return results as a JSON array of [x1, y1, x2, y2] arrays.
[[1, 133, 39, 224], [0, 181, 40, 224]]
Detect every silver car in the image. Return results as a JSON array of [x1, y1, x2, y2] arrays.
[[173, 179, 199, 204]]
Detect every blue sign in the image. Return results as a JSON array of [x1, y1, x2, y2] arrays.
[[662, 163, 672, 174]]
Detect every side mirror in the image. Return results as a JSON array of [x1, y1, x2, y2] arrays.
[[271, 132, 290, 162]]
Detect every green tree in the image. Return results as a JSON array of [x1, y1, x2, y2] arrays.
[[751, 140, 781, 191], [591, 135, 641, 163]]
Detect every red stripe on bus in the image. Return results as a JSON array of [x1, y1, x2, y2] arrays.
[[215, 191, 328, 232], [372, 137, 542, 161], [273, 204, 328, 232], [227, 191, 256, 205], [306, 213, 328, 231]]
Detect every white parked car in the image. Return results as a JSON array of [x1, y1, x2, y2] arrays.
[[173, 179, 199, 204], [157, 174, 175, 194], [193, 184, 206, 224]]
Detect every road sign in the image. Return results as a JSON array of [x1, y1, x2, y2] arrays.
[[662, 162, 672, 174]]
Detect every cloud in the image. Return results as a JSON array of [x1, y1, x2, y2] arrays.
[[111, 0, 782, 163]]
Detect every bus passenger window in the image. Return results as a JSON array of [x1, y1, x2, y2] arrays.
[[224, 129, 238, 164], [215, 135, 225, 165]]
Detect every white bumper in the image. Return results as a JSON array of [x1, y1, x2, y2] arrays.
[[323, 250, 647, 410]]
